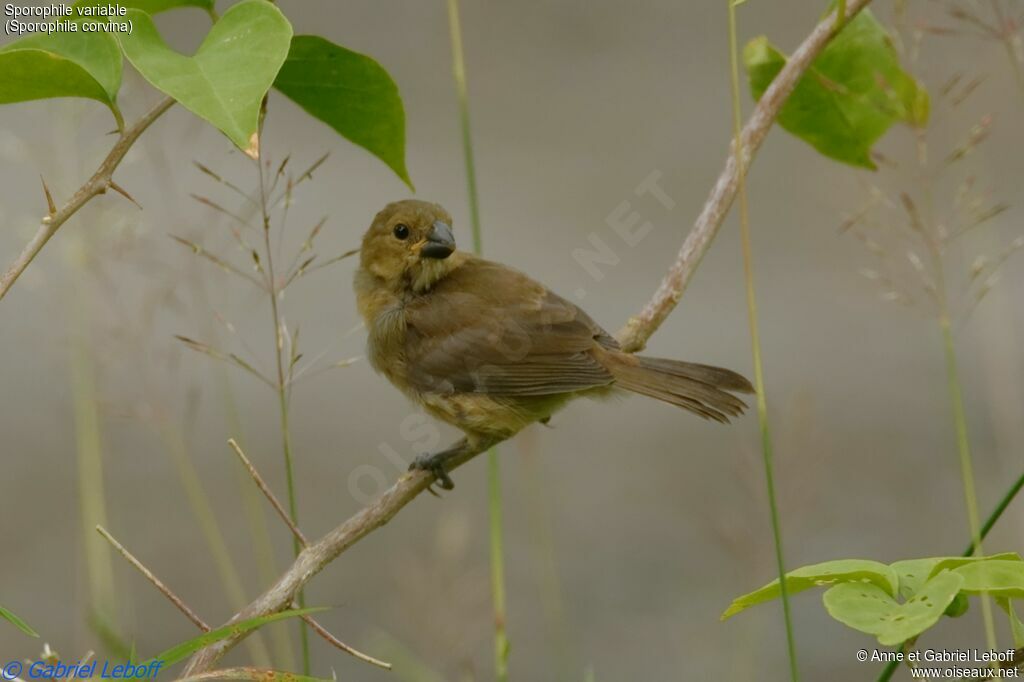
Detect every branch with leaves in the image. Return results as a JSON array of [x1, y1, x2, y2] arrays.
[[180, 0, 876, 673], [0, 0, 407, 303]]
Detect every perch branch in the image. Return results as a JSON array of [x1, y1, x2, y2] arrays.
[[183, 1, 873, 673], [616, 0, 873, 352], [0, 96, 174, 301]]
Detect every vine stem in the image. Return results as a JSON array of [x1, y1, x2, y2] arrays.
[[727, 1, 798, 679], [447, 1, 509, 678], [0, 97, 174, 301], [182, 1, 876, 672]]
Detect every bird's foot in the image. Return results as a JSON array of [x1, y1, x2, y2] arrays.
[[409, 453, 455, 492]]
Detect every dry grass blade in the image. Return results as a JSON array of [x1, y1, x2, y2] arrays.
[[191, 194, 251, 227], [283, 256, 316, 290], [300, 248, 359, 278], [945, 115, 993, 164], [170, 235, 265, 288], [951, 75, 986, 106], [174, 336, 276, 388], [295, 153, 329, 185], [948, 5, 1000, 37], [194, 161, 258, 206]]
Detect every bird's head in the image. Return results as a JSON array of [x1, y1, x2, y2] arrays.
[[359, 199, 461, 292]]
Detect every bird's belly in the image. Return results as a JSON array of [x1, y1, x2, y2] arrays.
[[418, 390, 570, 440]]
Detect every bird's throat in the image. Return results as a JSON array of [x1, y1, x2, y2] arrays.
[[409, 252, 466, 293]]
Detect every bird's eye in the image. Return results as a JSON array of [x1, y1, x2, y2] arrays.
[[393, 223, 410, 240]]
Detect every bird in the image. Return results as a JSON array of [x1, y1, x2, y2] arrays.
[[354, 199, 753, 490]]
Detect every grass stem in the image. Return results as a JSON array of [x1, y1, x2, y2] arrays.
[[446, 1, 509, 678], [727, 2, 799, 679], [256, 155, 311, 675]]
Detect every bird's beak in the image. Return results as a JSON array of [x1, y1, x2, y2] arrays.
[[420, 221, 456, 259]]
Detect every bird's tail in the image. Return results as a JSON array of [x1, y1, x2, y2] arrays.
[[606, 354, 754, 423]]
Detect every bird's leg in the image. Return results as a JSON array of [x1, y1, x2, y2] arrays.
[[409, 436, 495, 492]]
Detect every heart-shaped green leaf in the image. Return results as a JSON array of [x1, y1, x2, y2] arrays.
[[1003, 600, 1024, 647], [119, 0, 292, 157], [955, 560, 1024, 598], [273, 35, 412, 189], [0, 18, 122, 116], [823, 570, 964, 646], [892, 553, 1023, 599], [722, 559, 899, 619], [744, 8, 929, 169]]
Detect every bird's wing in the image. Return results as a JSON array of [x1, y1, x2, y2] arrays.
[[403, 258, 617, 396]]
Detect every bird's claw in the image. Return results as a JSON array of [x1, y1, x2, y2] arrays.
[[409, 453, 455, 491]]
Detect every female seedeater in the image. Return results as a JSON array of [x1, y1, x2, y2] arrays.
[[355, 199, 753, 490]]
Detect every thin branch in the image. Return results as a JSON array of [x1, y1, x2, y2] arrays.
[[615, 0, 873, 352], [227, 438, 308, 547], [95, 525, 210, 632], [300, 612, 391, 670], [183, 1, 874, 673], [228, 439, 388, 670], [0, 97, 175, 301]]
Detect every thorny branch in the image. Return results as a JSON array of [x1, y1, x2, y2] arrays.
[[0, 97, 175, 301], [182, 0, 875, 674]]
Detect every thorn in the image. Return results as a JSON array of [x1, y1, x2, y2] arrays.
[[109, 181, 142, 209], [40, 175, 56, 216]]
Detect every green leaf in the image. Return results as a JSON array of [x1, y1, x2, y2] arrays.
[[273, 35, 412, 189], [0, 49, 111, 106], [0, 17, 122, 116], [119, 0, 292, 157], [954, 560, 1024, 598], [146, 607, 325, 666], [1005, 601, 1024, 648], [0, 603, 39, 637], [823, 570, 964, 646], [743, 8, 929, 169], [75, 0, 215, 13], [722, 559, 899, 619], [943, 593, 969, 618], [892, 553, 1022, 599]]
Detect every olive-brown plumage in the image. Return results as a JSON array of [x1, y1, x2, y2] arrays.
[[355, 199, 753, 488]]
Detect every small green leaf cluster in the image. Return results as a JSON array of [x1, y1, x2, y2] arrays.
[[724, 554, 1024, 647], [0, 0, 411, 186], [744, 8, 929, 169]]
